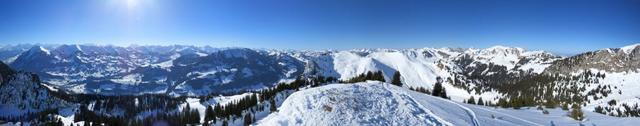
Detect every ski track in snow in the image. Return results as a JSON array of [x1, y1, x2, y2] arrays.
[[441, 97, 481, 126], [385, 83, 480, 126], [466, 105, 543, 126]]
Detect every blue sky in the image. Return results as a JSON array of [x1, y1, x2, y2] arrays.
[[0, 0, 638, 55]]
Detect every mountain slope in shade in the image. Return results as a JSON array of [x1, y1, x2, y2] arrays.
[[8, 45, 305, 96], [0, 62, 68, 118], [0, 45, 33, 64], [258, 82, 640, 126]]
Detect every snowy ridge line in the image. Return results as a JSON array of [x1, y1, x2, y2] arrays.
[[381, 83, 453, 126]]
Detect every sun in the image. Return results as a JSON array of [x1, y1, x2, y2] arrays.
[[126, 0, 139, 9]]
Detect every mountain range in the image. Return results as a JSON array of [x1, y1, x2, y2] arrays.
[[1, 43, 639, 125]]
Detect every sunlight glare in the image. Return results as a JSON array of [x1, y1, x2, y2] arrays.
[[126, 0, 139, 9]]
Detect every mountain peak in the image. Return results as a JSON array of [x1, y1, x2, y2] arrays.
[[55, 44, 84, 56], [620, 43, 640, 54], [484, 45, 524, 52], [26, 46, 51, 55]]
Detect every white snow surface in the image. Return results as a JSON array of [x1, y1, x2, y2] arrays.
[[258, 82, 640, 126], [580, 70, 640, 111], [620, 43, 640, 54], [300, 47, 555, 101], [257, 81, 449, 126]]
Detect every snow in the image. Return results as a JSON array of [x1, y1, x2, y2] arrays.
[[148, 53, 180, 70], [473, 46, 522, 70], [180, 98, 207, 123], [257, 81, 449, 126], [258, 82, 640, 126], [581, 70, 640, 111], [620, 43, 640, 54], [39, 46, 51, 55], [517, 61, 550, 74], [3, 53, 21, 64], [331, 51, 380, 80], [55, 107, 84, 126], [110, 73, 142, 85], [330, 49, 451, 88]]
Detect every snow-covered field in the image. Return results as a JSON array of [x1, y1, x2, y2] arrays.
[[258, 82, 640, 126]]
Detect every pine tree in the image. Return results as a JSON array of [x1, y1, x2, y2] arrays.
[[244, 113, 253, 126], [205, 105, 214, 123], [391, 71, 402, 86], [375, 71, 386, 82], [440, 87, 448, 99], [222, 120, 228, 126], [57, 118, 63, 126], [432, 77, 443, 97], [468, 96, 476, 104], [269, 99, 277, 112], [430, 77, 448, 99], [594, 106, 605, 114], [478, 97, 484, 105]]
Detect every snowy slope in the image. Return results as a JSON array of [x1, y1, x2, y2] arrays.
[[257, 81, 449, 126], [1, 44, 560, 98], [577, 70, 640, 113], [0, 62, 68, 118], [294, 47, 557, 101], [258, 82, 640, 126]]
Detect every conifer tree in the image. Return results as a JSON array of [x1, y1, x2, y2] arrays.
[[222, 120, 228, 126], [270, 99, 277, 112], [468, 96, 476, 104], [205, 105, 214, 123], [440, 87, 448, 99], [431, 77, 447, 99], [244, 113, 253, 126], [375, 71, 386, 82], [391, 71, 403, 86]]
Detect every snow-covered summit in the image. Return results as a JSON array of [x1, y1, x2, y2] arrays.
[[257, 82, 450, 126], [259, 82, 640, 126]]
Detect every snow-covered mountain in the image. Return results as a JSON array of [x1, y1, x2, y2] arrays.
[[292, 46, 560, 101], [0, 62, 68, 119], [542, 44, 640, 116], [4, 44, 560, 98], [8, 45, 305, 96], [0, 44, 33, 64], [258, 82, 640, 126], [3, 43, 640, 125], [545, 44, 640, 74]]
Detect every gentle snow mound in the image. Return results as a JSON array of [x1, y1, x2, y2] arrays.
[[257, 81, 449, 126]]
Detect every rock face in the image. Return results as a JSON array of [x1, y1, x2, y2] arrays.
[[545, 44, 640, 75]]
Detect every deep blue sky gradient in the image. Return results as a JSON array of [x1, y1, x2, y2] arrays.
[[0, 0, 639, 55]]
